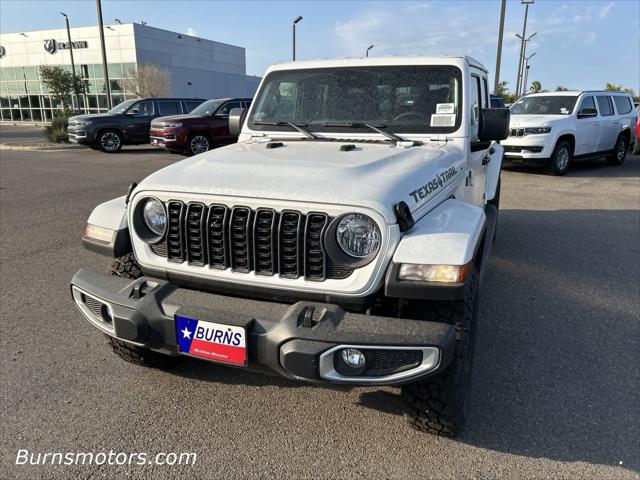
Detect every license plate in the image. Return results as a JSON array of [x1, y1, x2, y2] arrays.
[[152, 139, 159, 145], [175, 315, 247, 366]]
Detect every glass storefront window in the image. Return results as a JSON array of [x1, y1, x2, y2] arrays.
[[21, 109, 31, 121], [98, 95, 108, 109], [88, 95, 98, 109], [19, 96, 30, 108], [29, 95, 41, 108], [110, 79, 122, 92], [24, 67, 37, 80], [32, 109, 42, 121], [108, 63, 123, 78]]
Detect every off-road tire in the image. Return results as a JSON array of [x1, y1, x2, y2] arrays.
[[107, 336, 179, 369], [606, 134, 628, 166], [401, 268, 480, 437], [107, 253, 179, 369], [97, 129, 123, 153], [186, 133, 211, 156], [488, 175, 501, 242], [546, 140, 572, 176], [110, 253, 142, 279]]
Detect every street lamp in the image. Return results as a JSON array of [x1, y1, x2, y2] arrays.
[[114, 18, 122, 24], [292, 16, 303, 61], [493, 0, 506, 94], [522, 52, 536, 94], [516, 32, 536, 96], [366, 44, 374, 57], [515, 0, 535, 98], [96, 0, 112, 109], [60, 12, 79, 103]]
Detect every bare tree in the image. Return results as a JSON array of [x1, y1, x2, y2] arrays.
[[122, 64, 171, 98]]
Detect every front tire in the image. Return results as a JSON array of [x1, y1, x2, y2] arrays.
[[546, 140, 572, 176], [401, 268, 480, 437], [186, 133, 211, 156], [606, 135, 628, 166], [108, 253, 179, 369], [98, 129, 123, 153]]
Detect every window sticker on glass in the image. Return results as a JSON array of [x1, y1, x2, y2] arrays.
[[436, 103, 455, 114], [431, 114, 456, 127], [560, 107, 569, 114]]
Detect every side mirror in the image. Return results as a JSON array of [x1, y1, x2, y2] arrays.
[[229, 108, 248, 136], [478, 108, 510, 141]]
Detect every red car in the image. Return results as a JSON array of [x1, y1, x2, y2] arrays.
[[149, 98, 252, 155], [634, 105, 640, 154]]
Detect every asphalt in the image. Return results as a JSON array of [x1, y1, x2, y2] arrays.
[[0, 145, 638, 479], [0, 124, 47, 143]]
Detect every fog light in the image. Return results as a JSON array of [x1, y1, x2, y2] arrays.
[[335, 348, 367, 376]]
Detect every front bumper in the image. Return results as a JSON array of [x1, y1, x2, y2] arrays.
[[501, 133, 553, 161], [70, 268, 455, 386], [149, 128, 186, 148]]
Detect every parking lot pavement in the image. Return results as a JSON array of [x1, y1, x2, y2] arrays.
[[1, 147, 638, 479], [0, 124, 47, 143]]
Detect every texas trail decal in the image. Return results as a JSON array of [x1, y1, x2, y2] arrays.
[[176, 315, 247, 366]]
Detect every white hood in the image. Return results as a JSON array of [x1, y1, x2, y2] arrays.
[[509, 114, 568, 128], [136, 140, 464, 222]]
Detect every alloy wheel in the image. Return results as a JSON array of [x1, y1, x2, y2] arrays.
[[190, 136, 209, 155], [101, 132, 120, 152]]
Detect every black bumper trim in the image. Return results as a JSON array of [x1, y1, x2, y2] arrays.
[[70, 268, 456, 385]]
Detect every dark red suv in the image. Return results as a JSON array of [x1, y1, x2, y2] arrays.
[[149, 98, 252, 155]]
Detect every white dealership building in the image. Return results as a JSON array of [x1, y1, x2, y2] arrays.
[[0, 23, 261, 122]]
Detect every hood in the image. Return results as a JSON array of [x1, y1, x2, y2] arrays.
[[136, 140, 464, 223], [69, 113, 116, 123], [509, 114, 569, 127], [153, 114, 205, 123]]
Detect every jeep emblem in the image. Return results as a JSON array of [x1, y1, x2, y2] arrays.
[[0, 45, 5, 58], [44, 39, 57, 54]]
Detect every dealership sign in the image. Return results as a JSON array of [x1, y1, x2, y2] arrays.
[[0, 45, 5, 58], [43, 39, 88, 54]]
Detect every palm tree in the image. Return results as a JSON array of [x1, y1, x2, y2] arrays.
[[529, 80, 543, 94]]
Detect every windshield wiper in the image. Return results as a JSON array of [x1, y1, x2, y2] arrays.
[[252, 121, 318, 139], [321, 122, 414, 144]]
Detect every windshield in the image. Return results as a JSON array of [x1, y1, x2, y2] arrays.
[[109, 99, 138, 114], [248, 66, 462, 135], [190, 99, 224, 115], [511, 96, 577, 115]]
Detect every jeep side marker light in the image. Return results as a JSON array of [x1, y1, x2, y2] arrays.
[[83, 224, 115, 244], [398, 262, 473, 283]]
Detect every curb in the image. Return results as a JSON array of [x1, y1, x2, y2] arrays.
[[0, 144, 85, 151]]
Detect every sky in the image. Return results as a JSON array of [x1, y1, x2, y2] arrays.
[[1, 0, 638, 93]]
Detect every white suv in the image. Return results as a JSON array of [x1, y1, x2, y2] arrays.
[[502, 91, 637, 175]]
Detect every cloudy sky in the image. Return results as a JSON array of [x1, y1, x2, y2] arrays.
[[1, 0, 638, 93]]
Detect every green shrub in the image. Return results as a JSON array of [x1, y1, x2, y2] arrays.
[[45, 113, 70, 143]]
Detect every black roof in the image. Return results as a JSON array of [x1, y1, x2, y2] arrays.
[[133, 97, 207, 101]]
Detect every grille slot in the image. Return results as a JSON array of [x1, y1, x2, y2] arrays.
[[229, 206, 252, 272], [278, 210, 303, 278], [304, 213, 329, 281], [149, 201, 356, 281], [253, 208, 278, 276], [366, 350, 422, 376], [207, 204, 229, 269], [185, 203, 206, 266], [167, 201, 185, 262]]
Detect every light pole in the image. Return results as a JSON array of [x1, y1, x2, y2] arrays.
[[516, 32, 536, 96], [292, 16, 303, 61], [522, 52, 535, 94], [493, 0, 507, 94], [365, 44, 374, 57], [60, 12, 79, 105], [96, 0, 112, 109], [515, 0, 534, 98]]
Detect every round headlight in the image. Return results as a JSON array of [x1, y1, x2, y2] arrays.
[[143, 198, 166, 236], [336, 214, 381, 258]]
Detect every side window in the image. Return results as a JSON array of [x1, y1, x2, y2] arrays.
[[612, 96, 632, 114], [216, 101, 243, 117], [157, 101, 181, 115], [578, 96, 597, 116], [469, 76, 481, 141], [242, 101, 252, 109], [596, 96, 613, 116], [129, 101, 154, 116]]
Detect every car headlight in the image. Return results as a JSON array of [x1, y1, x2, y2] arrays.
[[76, 120, 92, 126], [524, 126, 551, 134], [165, 122, 182, 128], [336, 213, 381, 259], [143, 198, 167, 236]]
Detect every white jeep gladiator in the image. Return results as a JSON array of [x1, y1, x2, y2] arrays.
[[71, 56, 509, 437]]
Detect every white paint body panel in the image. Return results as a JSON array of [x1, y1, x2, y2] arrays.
[[393, 199, 485, 266], [87, 196, 128, 231]]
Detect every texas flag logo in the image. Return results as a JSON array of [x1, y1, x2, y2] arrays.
[[176, 315, 247, 366]]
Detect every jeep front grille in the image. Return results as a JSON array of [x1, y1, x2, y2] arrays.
[[150, 201, 353, 281]]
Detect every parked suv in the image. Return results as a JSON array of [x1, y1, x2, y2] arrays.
[[149, 98, 252, 155], [502, 91, 637, 175], [68, 98, 205, 153], [71, 56, 509, 437]]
